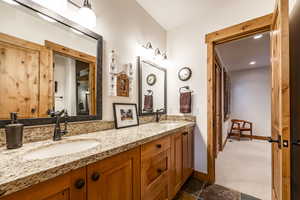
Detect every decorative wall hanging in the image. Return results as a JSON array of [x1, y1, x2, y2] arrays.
[[116, 73, 129, 97], [178, 67, 192, 81], [108, 50, 133, 97], [146, 73, 157, 86], [113, 103, 139, 129]]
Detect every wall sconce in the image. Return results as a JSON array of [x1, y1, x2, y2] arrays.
[[141, 42, 168, 61]]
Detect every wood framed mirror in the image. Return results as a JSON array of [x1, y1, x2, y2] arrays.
[[0, 0, 102, 127], [137, 57, 167, 116]]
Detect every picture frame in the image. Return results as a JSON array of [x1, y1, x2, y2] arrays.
[[113, 103, 139, 129]]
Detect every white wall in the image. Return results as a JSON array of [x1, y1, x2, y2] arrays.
[[0, 0, 166, 120], [230, 67, 271, 137], [166, 0, 274, 173]]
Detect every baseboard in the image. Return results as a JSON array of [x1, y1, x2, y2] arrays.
[[228, 133, 269, 141], [193, 170, 210, 182]]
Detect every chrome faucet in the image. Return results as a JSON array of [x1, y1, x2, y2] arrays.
[[48, 109, 68, 141], [155, 109, 165, 122]]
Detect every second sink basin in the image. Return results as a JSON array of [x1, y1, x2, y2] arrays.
[[23, 139, 100, 161]]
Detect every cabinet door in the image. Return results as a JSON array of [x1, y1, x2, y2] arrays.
[[182, 129, 194, 182], [1, 167, 86, 200], [141, 149, 171, 200], [171, 132, 183, 197], [87, 147, 141, 200]]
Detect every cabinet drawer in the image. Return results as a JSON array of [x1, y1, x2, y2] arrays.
[[142, 170, 169, 200], [141, 136, 171, 159]]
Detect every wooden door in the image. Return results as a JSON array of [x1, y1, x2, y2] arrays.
[[171, 132, 183, 197], [1, 167, 86, 200], [87, 147, 141, 200], [0, 41, 39, 119], [270, 0, 291, 199], [0, 33, 52, 119], [214, 58, 223, 153]]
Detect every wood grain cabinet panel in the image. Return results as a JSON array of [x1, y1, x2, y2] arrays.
[[182, 129, 194, 182], [170, 132, 183, 198], [87, 147, 141, 200], [141, 136, 171, 200], [0, 167, 86, 200]]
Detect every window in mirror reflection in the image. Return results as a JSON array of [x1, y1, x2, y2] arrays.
[[54, 54, 91, 116]]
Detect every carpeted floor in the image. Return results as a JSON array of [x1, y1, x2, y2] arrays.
[[173, 177, 262, 200]]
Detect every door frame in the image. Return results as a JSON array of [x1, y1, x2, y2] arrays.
[[205, 13, 273, 183]]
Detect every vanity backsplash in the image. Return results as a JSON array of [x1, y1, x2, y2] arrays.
[[0, 115, 196, 147]]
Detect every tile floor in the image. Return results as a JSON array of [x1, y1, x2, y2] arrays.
[[174, 177, 261, 200], [216, 139, 272, 200]]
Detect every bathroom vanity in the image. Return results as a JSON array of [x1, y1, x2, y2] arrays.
[[0, 121, 194, 200]]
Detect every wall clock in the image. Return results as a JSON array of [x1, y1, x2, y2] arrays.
[[146, 73, 157, 86], [178, 67, 192, 81]]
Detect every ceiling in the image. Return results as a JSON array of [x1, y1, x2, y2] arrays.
[[215, 32, 270, 72], [136, 0, 217, 30]]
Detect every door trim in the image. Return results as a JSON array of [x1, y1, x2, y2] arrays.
[[205, 13, 273, 183]]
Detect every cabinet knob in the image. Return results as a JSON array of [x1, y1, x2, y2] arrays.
[[183, 132, 188, 136], [75, 179, 85, 189], [157, 168, 163, 174], [156, 144, 162, 148], [91, 172, 100, 181]]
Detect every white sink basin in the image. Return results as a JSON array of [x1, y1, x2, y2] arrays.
[[23, 139, 100, 161]]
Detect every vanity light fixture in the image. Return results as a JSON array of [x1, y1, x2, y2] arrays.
[[254, 34, 263, 39], [78, 0, 96, 28], [1, 0, 19, 5], [249, 61, 256, 65], [37, 13, 57, 23], [162, 52, 168, 60], [154, 48, 161, 56]]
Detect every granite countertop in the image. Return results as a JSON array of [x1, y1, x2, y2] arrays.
[[0, 121, 195, 197]]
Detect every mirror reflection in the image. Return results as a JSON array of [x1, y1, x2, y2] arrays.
[[138, 59, 166, 115], [0, 1, 99, 120]]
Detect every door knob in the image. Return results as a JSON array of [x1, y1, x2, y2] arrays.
[[293, 140, 300, 146], [268, 135, 281, 148], [75, 179, 85, 189], [268, 138, 280, 143], [91, 172, 100, 181]]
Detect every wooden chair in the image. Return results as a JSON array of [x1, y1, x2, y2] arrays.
[[229, 119, 253, 141]]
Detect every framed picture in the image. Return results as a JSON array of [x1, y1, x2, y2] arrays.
[[113, 103, 139, 129]]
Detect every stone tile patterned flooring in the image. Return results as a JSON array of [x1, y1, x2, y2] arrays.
[[174, 177, 261, 200]]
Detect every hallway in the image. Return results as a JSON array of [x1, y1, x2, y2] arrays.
[[216, 139, 272, 200]]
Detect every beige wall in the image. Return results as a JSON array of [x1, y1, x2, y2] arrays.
[[166, 0, 274, 173], [0, 0, 166, 121], [230, 67, 271, 137]]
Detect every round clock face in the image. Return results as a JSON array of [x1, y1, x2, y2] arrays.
[[178, 67, 192, 81], [146, 74, 157, 86]]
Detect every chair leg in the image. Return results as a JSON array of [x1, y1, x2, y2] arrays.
[[239, 130, 241, 141], [250, 130, 253, 141]]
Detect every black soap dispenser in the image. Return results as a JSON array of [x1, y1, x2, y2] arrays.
[[5, 113, 24, 149]]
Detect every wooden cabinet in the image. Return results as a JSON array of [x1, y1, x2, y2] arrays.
[[170, 127, 194, 198], [171, 132, 183, 197], [87, 147, 141, 200], [1, 167, 86, 200], [182, 129, 194, 182], [141, 136, 171, 200], [2, 126, 194, 200]]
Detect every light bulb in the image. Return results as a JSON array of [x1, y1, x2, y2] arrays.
[[77, 6, 96, 29]]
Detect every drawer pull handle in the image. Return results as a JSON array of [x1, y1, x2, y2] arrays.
[[91, 172, 100, 181], [75, 179, 85, 189], [156, 144, 162, 148], [157, 168, 163, 174]]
